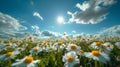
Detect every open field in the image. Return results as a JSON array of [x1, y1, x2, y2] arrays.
[[0, 35, 120, 67]]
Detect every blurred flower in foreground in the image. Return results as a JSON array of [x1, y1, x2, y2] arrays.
[[12, 56, 40, 67], [115, 42, 120, 49], [0, 51, 19, 61], [62, 51, 79, 67], [84, 50, 110, 64]]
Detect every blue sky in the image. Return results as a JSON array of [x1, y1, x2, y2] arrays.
[[0, 0, 120, 38]]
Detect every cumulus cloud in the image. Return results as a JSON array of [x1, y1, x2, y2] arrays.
[[31, 25, 41, 36], [68, 0, 116, 24], [99, 25, 120, 35], [72, 30, 76, 33], [0, 12, 27, 32], [33, 12, 43, 20], [41, 30, 62, 38], [0, 12, 27, 38]]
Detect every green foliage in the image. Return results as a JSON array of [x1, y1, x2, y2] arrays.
[[0, 38, 120, 67]]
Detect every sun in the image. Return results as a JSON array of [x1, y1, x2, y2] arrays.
[[57, 16, 64, 23]]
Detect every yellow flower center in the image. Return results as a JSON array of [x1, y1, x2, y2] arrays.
[[18, 48, 22, 51], [67, 56, 73, 63], [6, 52, 14, 57], [71, 44, 76, 50], [117, 56, 120, 59], [92, 50, 100, 56], [34, 48, 39, 52], [96, 42, 101, 46], [107, 45, 110, 47], [24, 56, 34, 64], [6, 43, 12, 46], [44, 44, 47, 48], [58, 42, 62, 46], [80, 50, 84, 53], [49, 47, 53, 50]]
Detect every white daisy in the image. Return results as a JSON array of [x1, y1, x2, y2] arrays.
[[80, 38, 86, 42], [76, 50, 86, 56], [62, 51, 79, 67], [115, 42, 120, 49], [15, 47, 25, 53], [89, 42, 103, 49], [66, 44, 81, 52], [0, 43, 17, 51], [42, 43, 49, 52], [54, 42, 66, 49], [6, 43, 18, 48], [22, 44, 28, 47], [46, 46, 57, 52], [84, 50, 110, 64], [12, 56, 40, 67], [116, 56, 120, 61], [102, 42, 114, 54], [0, 51, 19, 61], [29, 46, 42, 55]]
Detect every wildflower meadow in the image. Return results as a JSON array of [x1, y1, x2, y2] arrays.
[[0, 35, 120, 67]]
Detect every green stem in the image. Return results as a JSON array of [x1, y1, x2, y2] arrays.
[[95, 60, 98, 67]]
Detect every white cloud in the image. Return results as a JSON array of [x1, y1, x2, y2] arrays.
[[41, 31, 86, 39], [76, 2, 90, 11], [0, 12, 27, 38], [0, 32, 27, 38], [41, 30, 62, 38], [31, 25, 39, 30], [68, 0, 116, 24], [33, 12, 43, 20], [31, 25, 41, 36], [99, 0, 116, 6], [72, 30, 76, 33], [99, 25, 120, 35]]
